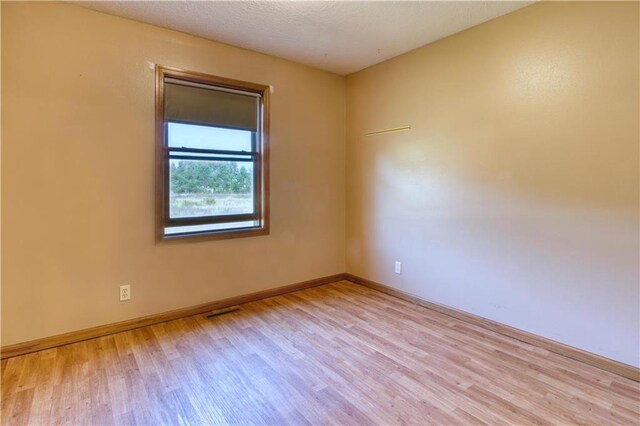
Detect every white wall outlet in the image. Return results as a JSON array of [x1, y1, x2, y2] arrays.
[[395, 261, 402, 274], [119, 284, 131, 301]]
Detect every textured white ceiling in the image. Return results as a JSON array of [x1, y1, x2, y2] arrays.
[[78, 1, 533, 75]]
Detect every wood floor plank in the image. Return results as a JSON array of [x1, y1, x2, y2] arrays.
[[2, 281, 639, 425]]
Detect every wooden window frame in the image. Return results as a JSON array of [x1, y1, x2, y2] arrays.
[[155, 66, 270, 242]]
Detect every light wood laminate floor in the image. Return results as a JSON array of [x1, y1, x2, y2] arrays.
[[2, 281, 639, 425]]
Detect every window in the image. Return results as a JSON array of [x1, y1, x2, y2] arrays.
[[156, 66, 269, 240]]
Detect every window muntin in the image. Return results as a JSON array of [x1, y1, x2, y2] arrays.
[[156, 67, 269, 240]]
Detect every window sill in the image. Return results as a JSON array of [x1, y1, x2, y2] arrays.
[[157, 226, 269, 243]]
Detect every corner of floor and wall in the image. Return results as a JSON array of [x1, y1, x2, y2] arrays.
[[344, 1, 639, 370], [2, 0, 639, 376]]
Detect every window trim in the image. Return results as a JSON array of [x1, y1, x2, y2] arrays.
[[155, 66, 270, 242]]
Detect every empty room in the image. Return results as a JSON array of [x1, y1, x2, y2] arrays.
[[1, 0, 639, 424]]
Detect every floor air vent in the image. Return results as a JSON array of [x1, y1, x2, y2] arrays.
[[204, 306, 241, 319]]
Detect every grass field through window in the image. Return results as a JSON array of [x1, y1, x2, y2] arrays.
[[170, 193, 253, 218]]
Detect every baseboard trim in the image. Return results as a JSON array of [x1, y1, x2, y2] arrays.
[[5, 272, 638, 382], [0, 273, 347, 360], [344, 273, 640, 382]]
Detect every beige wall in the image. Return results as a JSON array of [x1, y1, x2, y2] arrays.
[[1, 2, 345, 345], [346, 2, 639, 367]]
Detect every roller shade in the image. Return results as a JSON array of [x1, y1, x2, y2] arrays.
[[164, 80, 259, 131]]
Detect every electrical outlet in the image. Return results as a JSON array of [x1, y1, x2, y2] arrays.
[[395, 261, 402, 274], [119, 284, 131, 301]]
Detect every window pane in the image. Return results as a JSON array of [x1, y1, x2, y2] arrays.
[[169, 159, 254, 218], [168, 122, 253, 152]]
